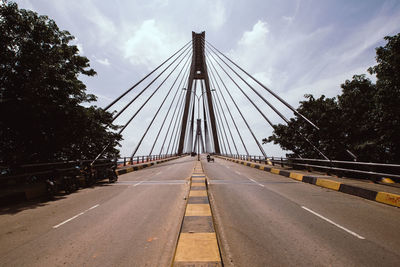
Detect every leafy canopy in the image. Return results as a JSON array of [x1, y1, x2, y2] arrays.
[[0, 2, 121, 165], [264, 33, 400, 163]]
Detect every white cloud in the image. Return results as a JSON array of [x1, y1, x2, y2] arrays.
[[96, 58, 110, 66], [209, 0, 227, 30], [123, 19, 185, 69]]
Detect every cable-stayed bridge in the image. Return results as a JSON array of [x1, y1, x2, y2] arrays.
[[1, 32, 400, 267]]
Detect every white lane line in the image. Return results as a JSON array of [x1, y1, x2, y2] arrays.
[[301, 206, 365, 240], [248, 178, 265, 187], [235, 170, 264, 187], [132, 181, 144, 187], [53, 204, 99, 229], [155, 171, 162, 176]]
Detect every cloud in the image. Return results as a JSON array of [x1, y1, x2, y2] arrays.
[[209, 0, 227, 30], [123, 19, 185, 69], [96, 58, 110, 66]]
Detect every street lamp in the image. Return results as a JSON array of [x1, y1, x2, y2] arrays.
[[182, 88, 215, 161]]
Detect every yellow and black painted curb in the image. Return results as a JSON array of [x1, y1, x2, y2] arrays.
[[116, 156, 180, 176], [172, 161, 222, 267], [217, 156, 400, 208]]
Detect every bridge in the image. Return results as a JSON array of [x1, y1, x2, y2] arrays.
[[1, 32, 400, 266]]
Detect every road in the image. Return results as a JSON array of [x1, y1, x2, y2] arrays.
[[203, 157, 400, 266], [0, 156, 194, 267]]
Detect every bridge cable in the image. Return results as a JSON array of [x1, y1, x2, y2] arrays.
[[205, 53, 265, 157], [206, 43, 329, 160], [104, 40, 191, 111], [206, 47, 279, 127], [205, 40, 320, 131], [207, 76, 232, 154], [130, 50, 192, 158], [148, 53, 192, 155], [202, 80, 227, 154], [91, 48, 191, 164], [167, 81, 189, 154], [111, 45, 191, 123], [201, 81, 216, 153], [208, 70, 240, 156], [205, 55, 249, 156], [159, 69, 190, 155]]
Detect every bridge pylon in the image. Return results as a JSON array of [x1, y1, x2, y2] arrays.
[[177, 32, 221, 154]]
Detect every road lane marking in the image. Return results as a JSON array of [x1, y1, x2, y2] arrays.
[[155, 171, 162, 176], [53, 204, 99, 229], [248, 178, 265, 187], [132, 181, 144, 187], [235, 170, 265, 188], [301, 206, 365, 239]]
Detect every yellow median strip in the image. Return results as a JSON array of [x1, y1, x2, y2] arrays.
[[173, 160, 222, 266]]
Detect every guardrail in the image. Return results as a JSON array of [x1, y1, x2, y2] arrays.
[[0, 154, 179, 199], [117, 154, 178, 167], [220, 154, 400, 183]]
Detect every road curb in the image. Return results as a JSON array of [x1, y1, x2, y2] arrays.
[[217, 156, 400, 208], [116, 156, 180, 176], [172, 161, 222, 267]]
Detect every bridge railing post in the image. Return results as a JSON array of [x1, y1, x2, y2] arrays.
[[272, 157, 275, 166], [281, 157, 284, 167]]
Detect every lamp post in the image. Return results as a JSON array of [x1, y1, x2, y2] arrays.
[[183, 88, 215, 161]]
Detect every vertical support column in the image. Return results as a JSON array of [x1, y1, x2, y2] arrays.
[[177, 31, 221, 154]]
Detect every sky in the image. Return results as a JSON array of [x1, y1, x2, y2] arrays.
[[14, 0, 400, 158]]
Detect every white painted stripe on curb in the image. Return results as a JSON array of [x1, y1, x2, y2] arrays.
[[301, 206, 365, 240]]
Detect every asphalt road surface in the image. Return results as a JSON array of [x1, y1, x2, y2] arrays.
[[2, 155, 399, 267], [0, 156, 194, 267], [203, 157, 400, 267]]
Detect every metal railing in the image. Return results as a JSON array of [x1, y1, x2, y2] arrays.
[[117, 153, 179, 167], [0, 154, 180, 187], [220, 154, 400, 183]]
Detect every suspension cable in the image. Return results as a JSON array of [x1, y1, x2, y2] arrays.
[[207, 55, 248, 155], [206, 47, 277, 127], [206, 52, 266, 157], [104, 40, 191, 111], [208, 70, 239, 155], [167, 85, 188, 154], [148, 54, 192, 155], [130, 50, 192, 158], [207, 75, 232, 154], [205, 40, 320, 130], [112, 44, 191, 123], [159, 72, 189, 155]]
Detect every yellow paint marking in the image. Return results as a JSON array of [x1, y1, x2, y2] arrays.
[[375, 192, 400, 207], [316, 179, 341, 191], [192, 182, 205, 187], [258, 166, 264, 170], [127, 167, 133, 172], [381, 178, 395, 184], [250, 163, 255, 168], [289, 172, 304, 181], [192, 177, 205, 181], [271, 168, 280, 174], [185, 204, 211, 216], [189, 190, 208, 197], [174, 233, 220, 262]]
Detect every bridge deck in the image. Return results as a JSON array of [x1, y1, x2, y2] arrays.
[[0, 156, 399, 266]]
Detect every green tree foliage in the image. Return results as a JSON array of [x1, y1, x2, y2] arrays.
[[264, 33, 400, 163], [0, 2, 121, 165]]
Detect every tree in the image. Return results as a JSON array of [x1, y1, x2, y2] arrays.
[[265, 95, 348, 159], [368, 33, 400, 163], [264, 33, 400, 163], [0, 2, 121, 165]]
